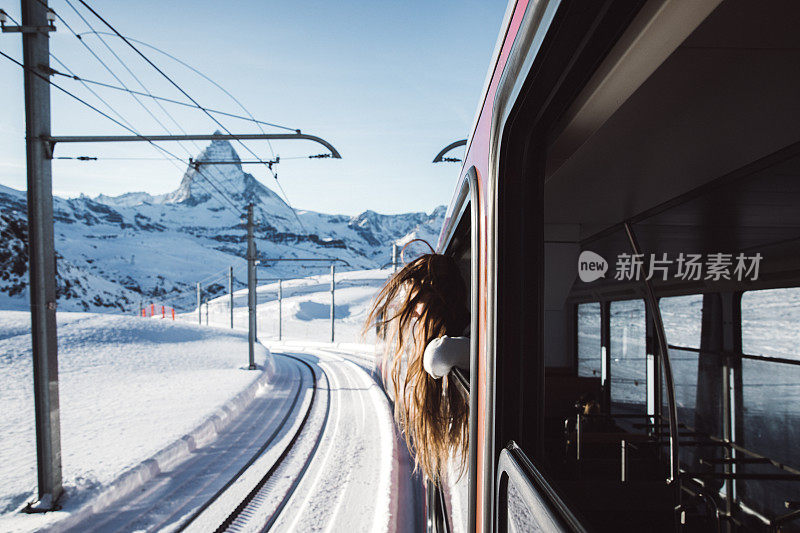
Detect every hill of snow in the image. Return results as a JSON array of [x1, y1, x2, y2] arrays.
[[0, 311, 271, 525], [0, 136, 444, 313]]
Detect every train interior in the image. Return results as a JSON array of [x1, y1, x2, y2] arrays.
[[497, 0, 800, 531]]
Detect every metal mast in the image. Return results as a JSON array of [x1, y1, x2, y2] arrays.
[[246, 203, 257, 369], [20, 0, 62, 509]]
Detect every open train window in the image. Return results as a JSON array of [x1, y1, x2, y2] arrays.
[[443, 196, 472, 390], [435, 174, 477, 533]]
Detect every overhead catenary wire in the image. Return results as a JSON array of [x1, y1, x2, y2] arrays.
[[9, 5, 321, 263], [75, 0, 308, 233], [0, 49, 242, 215], [48, 68, 297, 131], [46, 51, 238, 208], [72, 35, 316, 248], [23, 6, 234, 210], [34, 0, 240, 212], [32, 7, 301, 160], [0, 13, 233, 210], [58, 0, 243, 208], [75, 31, 295, 155], [78, 31, 300, 141], [80, 31, 311, 234]]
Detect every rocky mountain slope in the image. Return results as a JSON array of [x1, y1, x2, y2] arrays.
[[0, 137, 444, 312]]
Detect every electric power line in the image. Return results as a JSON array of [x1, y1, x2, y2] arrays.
[[59, 0, 242, 207], [78, 31, 300, 138], [80, 32, 312, 234], [49, 68, 296, 131], [0, 49, 242, 215], [75, 0, 308, 233], [47, 56, 240, 211], [8, 4, 319, 261]]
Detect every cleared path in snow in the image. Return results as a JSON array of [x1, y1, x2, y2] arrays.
[[185, 347, 424, 533], [59, 353, 310, 532]]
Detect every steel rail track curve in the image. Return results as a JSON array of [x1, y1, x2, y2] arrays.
[[221, 353, 332, 532], [174, 354, 319, 532]]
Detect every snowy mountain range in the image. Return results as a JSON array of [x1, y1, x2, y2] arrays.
[[0, 135, 445, 312]]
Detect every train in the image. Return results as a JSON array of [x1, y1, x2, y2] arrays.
[[427, 0, 800, 531]]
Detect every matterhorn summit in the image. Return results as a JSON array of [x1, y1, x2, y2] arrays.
[[0, 136, 445, 312], [164, 132, 290, 215]]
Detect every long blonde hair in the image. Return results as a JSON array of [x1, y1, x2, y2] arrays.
[[365, 251, 469, 483]]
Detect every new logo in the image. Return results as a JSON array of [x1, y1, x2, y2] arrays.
[[578, 251, 608, 282]]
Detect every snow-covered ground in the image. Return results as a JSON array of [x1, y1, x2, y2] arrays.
[[0, 137, 445, 315], [202, 267, 392, 344], [0, 312, 272, 532], [0, 265, 395, 532]]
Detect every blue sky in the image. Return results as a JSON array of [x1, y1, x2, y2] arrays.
[[0, 1, 507, 215]]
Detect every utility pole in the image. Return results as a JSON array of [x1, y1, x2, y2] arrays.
[[330, 263, 335, 343], [278, 279, 283, 341], [228, 265, 234, 329], [205, 300, 209, 325], [10, 0, 63, 510], [197, 282, 201, 325], [392, 243, 398, 273], [246, 203, 257, 369]]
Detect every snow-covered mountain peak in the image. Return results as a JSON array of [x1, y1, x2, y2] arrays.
[[0, 137, 447, 312], [195, 132, 242, 167], [163, 135, 289, 216]]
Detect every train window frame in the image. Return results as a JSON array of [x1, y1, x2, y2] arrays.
[[487, 0, 649, 530], [438, 167, 480, 533], [486, 0, 800, 528]]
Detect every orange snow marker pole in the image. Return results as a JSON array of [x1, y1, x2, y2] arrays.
[[171, 308, 175, 321], [161, 305, 165, 319], [150, 303, 155, 316]]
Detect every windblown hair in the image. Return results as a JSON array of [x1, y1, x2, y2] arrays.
[[365, 252, 469, 484]]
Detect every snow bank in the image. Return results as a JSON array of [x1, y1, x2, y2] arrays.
[[0, 311, 273, 531], [202, 268, 392, 344]]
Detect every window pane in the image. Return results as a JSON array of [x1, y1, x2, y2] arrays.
[[659, 295, 702, 421], [740, 289, 800, 517], [659, 295, 702, 349], [742, 287, 800, 360], [610, 300, 646, 412], [577, 303, 601, 378]]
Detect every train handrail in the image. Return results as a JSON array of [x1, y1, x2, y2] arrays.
[[496, 441, 588, 533], [623, 222, 681, 491]]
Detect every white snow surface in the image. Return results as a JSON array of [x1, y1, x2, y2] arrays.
[[203, 267, 393, 344], [0, 137, 445, 314], [0, 311, 271, 532]]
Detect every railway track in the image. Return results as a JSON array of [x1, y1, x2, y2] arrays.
[[184, 348, 395, 533], [62, 348, 399, 533], [178, 353, 331, 533]]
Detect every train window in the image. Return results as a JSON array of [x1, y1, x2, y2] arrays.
[[609, 300, 646, 413], [659, 295, 706, 465], [577, 303, 601, 379], [659, 296, 702, 421], [742, 288, 800, 359], [440, 189, 474, 533], [491, 0, 800, 528], [740, 288, 800, 519]]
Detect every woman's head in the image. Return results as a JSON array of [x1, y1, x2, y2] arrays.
[[365, 250, 469, 483]]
